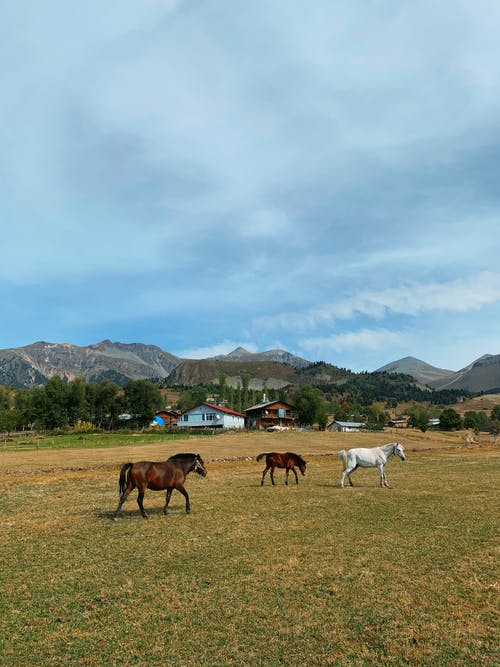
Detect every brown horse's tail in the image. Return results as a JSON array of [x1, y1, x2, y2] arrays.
[[118, 463, 133, 495], [256, 453, 268, 462]]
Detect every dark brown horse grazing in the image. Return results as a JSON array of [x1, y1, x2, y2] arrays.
[[114, 453, 207, 519], [256, 452, 307, 486]]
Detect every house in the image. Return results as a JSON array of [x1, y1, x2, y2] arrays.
[[152, 409, 179, 428], [388, 416, 410, 428], [178, 402, 245, 429], [327, 420, 366, 432], [244, 399, 298, 430]]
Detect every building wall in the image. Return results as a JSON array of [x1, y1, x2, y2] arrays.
[[178, 403, 244, 429]]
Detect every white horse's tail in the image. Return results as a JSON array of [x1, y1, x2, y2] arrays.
[[338, 450, 347, 470]]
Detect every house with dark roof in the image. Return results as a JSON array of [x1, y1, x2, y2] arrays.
[[244, 399, 298, 430], [152, 409, 180, 427], [178, 402, 245, 429]]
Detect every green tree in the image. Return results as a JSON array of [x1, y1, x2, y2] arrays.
[[93, 380, 121, 429], [241, 373, 250, 411], [408, 404, 431, 432], [490, 405, 500, 444], [43, 376, 71, 429], [123, 380, 162, 427], [288, 385, 328, 428], [439, 407, 462, 431], [463, 410, 491, 432], [176, 386, 207, 413], [218, 374, 227, 402], [365, 404, 389, 431]]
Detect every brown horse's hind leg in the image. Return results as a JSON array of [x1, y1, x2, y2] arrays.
[[163, 488, 173, 515], [114, 485, 134, 518], [270, 466, 276, 486], [137, 488, 148, 518], [261, 466, 270, 486]]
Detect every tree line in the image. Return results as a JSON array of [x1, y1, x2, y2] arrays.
[[1, 373, 499, 436]]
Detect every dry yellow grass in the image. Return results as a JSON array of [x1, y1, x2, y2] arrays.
[[0, 427, 489, 476], [0, 430, 498, 666]]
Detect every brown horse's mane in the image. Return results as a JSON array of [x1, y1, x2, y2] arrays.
[[167, 452, 200, 461]]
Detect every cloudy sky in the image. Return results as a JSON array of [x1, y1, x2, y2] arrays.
[[1, 0, 499, 372]]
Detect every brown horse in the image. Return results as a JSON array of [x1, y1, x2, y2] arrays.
[[256, 452, 307, 486], [114, 453, 207, 519]]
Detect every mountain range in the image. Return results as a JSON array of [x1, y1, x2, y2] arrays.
[[0, 341, 499, 394]]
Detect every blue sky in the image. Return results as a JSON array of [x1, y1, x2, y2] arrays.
[[1, 0, 499, 372]]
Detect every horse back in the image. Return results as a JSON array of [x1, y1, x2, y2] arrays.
[[144, 461, 184, 491]]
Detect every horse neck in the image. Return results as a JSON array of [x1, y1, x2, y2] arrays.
[[381, 443, 396, 457]]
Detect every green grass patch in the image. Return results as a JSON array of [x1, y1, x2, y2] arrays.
[[0, 452, 498, 665], [0, 429, 216, 452]]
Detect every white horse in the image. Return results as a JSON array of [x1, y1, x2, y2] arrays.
[[338, 442, 406, 488]]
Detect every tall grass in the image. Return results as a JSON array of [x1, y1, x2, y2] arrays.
[[0, 447, 498, 665]]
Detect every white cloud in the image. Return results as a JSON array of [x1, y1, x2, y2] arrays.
[[256, 272, 500, 331]]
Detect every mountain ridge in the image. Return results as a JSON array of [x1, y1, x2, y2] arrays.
[[0, 340, 499, 393]]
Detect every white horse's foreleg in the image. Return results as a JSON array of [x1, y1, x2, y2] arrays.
[[379, 464, 390, 487]]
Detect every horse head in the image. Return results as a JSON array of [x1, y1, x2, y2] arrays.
[[394, 443, 406, 460], [298, 459, 307, 475], [193, 454, 207, 477]]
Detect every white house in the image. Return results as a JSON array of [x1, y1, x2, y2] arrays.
[[178, 402, 245, 429], [327, 420, 366, 432]]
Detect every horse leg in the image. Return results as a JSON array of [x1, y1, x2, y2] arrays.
[[348, 464, 358, 487], [270, 466, 276, 486], [114, 483, 134, 518], [163, 487, 173, 515], [341, 464, 356, 488], [261, 466, 269, 486], [378, 464, 390, 488], [177, 485, 191, 513], [137, 486, 148, 518], [285, 467, 289, 485], [292, 466, 299, 484]]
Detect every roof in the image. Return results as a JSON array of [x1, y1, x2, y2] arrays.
[[183, 402, 245, 418], [245, 400, 294, 412], [330, 421, 366, 428]]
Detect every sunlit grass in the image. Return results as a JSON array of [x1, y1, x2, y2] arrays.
[[1, 446, 498, 665]]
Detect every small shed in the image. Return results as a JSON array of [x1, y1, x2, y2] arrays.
[[153, 409, 180, 427], [388, 415, 410, 428], [327, 420, 366, 432], [178, 403, 245, 429], [245, 400, 298, 430]]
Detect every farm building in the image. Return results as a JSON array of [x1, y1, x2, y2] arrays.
[[152, 409, 179, 427], [388, 416, 410, 428], [327, 420, 366, 432], [245, 399, 298, 430], [178, 402, 245, 429]]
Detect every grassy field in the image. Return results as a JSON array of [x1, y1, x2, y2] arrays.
[[1, 430, 498, 666]]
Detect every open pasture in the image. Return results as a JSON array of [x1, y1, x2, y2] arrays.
[[1, 431, 498, 666]]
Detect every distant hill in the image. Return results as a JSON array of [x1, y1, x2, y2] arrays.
[[376, 357, 455, 387], [434, 354, 500, 392], [0, 340, 182, 388], [210, 346, 311, 369], [377, 354, 500, 393], [1, 340, 499, 395], [165, 358, 299, 389]]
